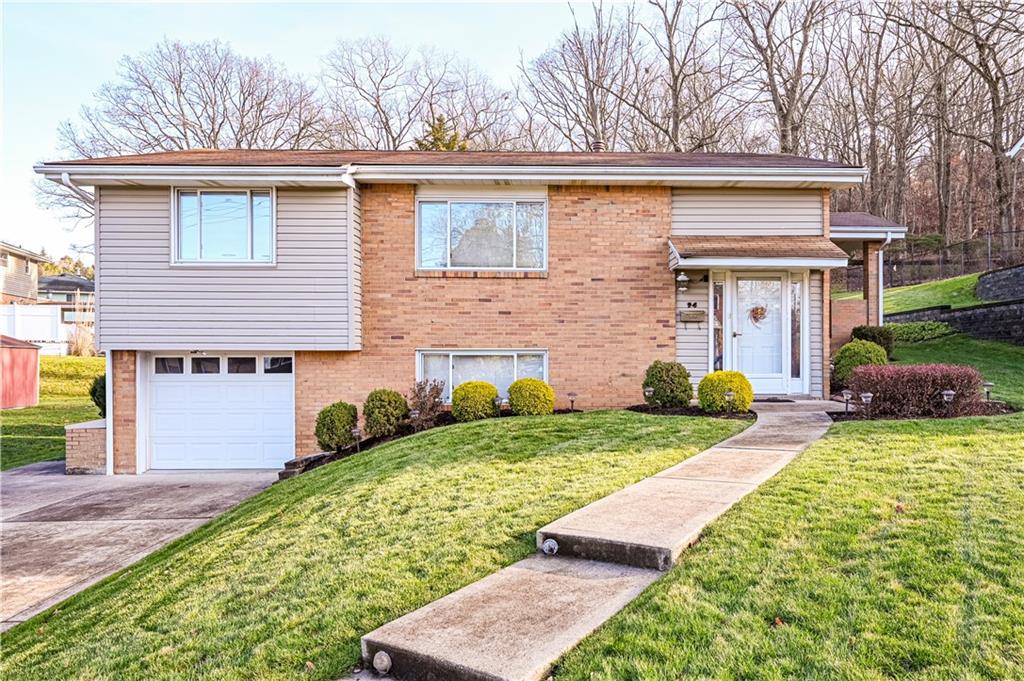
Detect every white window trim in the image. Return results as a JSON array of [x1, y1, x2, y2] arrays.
[[151, 352, 294, 376], [415, 349, 549, 402], [414, 197, 548, 272], [170, 187, 277, 267]]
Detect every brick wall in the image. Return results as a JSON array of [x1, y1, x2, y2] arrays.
[[863, 241, 880, 325], [111, 350, 137, 473], [295, 184, 676, 453], [65, 420, 106, 474], [830, 298, 867, 353]]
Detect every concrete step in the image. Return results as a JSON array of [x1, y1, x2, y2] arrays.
[[360, 555, 658, 681]]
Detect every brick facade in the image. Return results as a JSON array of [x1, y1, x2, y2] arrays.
[[830, 298, 868, 353], [863, 241, 880, 325], [295, 184, 677, 453], [65, 420, 106, 474], [111, 350, 137, 473]]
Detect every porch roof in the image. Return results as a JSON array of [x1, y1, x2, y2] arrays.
[[668, 236, 849, 270]]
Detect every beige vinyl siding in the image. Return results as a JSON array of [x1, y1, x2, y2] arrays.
[[810, 270, 824, 397], [96, 186, 357, 351], [1, 255, 39, 300], [675, 271, 709, 384], [671, 189, 824, 236]]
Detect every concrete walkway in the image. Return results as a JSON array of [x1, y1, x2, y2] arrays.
[[0, 462, 276, 631], [358, 401, 838, 681]]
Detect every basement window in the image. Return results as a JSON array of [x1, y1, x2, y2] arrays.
[[417, 350, 547, 402]]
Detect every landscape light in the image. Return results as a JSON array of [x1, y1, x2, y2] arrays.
[[942, 389, 956, 403], [351, 427, 362, 452], [860, 392, 873, 419], [982, 382, 994, 401], [567, 392, 578, 412], [841, 389, 853, 414]]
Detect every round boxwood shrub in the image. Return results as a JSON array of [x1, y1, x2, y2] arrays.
[[833, 339, 888, 385], [697, 371, 754, 413], [363, 388, 409, 438], [315, 401, 358, 452], [642, 360, 693, 407], [451, 381, 499, 422], [507, 378, 555, 415], [852, 325, 895, 359], [89, 374, 106, 417]]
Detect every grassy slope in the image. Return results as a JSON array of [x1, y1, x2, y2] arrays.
[[894, 334, 1024, 408], [833, 272, 982, 314], [1, 411, 745, 680], [556, 335, 1024, 680], [1, 356, 105, 470]]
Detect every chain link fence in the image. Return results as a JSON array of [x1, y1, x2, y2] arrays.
[[834, 230, 1024, 293]]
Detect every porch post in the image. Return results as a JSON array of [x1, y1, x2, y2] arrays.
[[863, 242, 880, 325]]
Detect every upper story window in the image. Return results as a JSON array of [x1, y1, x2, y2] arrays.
[[176, 189, 273, 263], [417, 199, 546, 270], [0, 253, 8, 268]]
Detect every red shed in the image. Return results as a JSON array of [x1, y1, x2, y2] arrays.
[[1, 335, 40, 409]]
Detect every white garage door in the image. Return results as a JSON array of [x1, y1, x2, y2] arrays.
[[149, 354, 295, 469]]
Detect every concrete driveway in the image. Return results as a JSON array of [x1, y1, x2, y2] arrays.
[[1, 461, 276, 631]]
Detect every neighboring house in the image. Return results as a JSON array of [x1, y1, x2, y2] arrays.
[[1009, 134, 1024, 161], [38, 274, 96, 324], [0, 242, 48, 304], [36, 150, 903, 474]]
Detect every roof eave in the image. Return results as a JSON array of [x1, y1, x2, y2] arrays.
[[830, 224, 908, 240], [34, 164, 356, 188], [673, 256, 849, 269]]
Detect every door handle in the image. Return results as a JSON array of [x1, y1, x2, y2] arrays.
[[733, 332, 743, 337]]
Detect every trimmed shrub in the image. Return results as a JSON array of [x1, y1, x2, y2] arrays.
[[833, 339, 888, 385], [697, 371, 754, 413], [363, 388, 409, 438], [452, 381, 499, 422], [315, 401, 358, 452], [642, 360, 693, 408], [848, 364, 985, 418], [887, 321, 957, 344], [852, 325, 895, 359], [508, 378, 555, 415], [407, 379, 445, 431], [89, 374, 106, 417]]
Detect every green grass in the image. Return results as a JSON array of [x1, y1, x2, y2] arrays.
[[894, 334, 1024, 408], [0, 410, 745, 680], [555, 413, 1024, 680], [1, 355, 105, 470], [555, 336, 1024, 680], [833, 272, 982, 314]]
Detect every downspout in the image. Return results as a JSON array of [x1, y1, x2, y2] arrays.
[[104, 349, 113, 475], [878, 231, 892, 326], [60, 172, 95, 204]]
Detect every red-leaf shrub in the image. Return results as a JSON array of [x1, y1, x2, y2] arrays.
[[848, 364, 985, 418]]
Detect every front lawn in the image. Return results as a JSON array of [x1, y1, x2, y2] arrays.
[[0, 410, 745, 680], [1, 355, 105, 471], [556, 413, 1024, 679], [833, 272, 982, 314]]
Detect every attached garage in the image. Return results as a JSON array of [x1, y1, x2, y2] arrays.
[[144, 353, 295, 470]]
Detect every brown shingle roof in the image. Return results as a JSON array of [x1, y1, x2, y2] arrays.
[[672, 236, 848, 260], [46, 149, 858, 169], [830, 211, 904, 228]]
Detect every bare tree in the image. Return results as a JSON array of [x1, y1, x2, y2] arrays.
[[519, 3, 637, 150], [886, 0, 1024, 243], [727, 0, 842, 155], [41, 39, 332, 227]]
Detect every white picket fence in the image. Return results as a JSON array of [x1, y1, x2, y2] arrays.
[[0, 304, 73, 355]]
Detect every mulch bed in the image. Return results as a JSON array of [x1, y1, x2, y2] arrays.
[[626, 404, 754, 420], [828, 400, 1015, 422]]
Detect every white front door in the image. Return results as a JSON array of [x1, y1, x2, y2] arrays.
[[148, 353, 295, 469], [731, 275, 790, 394]]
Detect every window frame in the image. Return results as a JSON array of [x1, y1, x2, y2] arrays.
[[0, 253, 8, 268], [415, 197, 548, 272], [415, 349, 549, 402], [170, 187, 277, 266], [151, 352, 294, 376]]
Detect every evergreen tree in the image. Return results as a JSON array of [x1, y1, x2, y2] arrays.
[[414, 114, 468, 151]]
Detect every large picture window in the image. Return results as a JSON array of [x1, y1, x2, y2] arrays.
[[417, 199, 546, 270], [176, 189, 273, 263], [417, 350, 548, 401]]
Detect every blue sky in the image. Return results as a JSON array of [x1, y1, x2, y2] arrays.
[[1, 1, 580, 261]]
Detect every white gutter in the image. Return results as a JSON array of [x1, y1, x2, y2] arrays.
[[671, 256, 849, 269], [60, 172, 95, 203], [829, 224, 907, 241], [37, 162, 867, 189], [104, 349, 113, 475], [878, 231, 892, 326]]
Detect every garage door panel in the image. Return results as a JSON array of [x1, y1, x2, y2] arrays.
[[149, 355, 295, 470]]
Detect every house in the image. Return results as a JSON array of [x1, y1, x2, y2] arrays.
[[0, 241, 48, 304], [36, 150, 903, 474], [38, 274, 96, 324]]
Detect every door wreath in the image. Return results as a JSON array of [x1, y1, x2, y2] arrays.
[[749, 305, 768, 326]]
